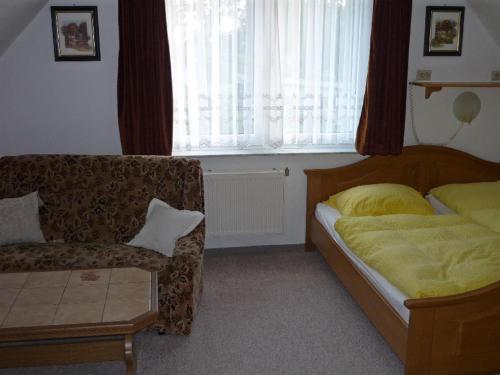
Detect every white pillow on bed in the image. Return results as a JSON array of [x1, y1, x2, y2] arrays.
[[127, 199, 204, 257], [425, 194, 456, 215]]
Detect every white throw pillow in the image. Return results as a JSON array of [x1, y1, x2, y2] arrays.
[[0, 192, 46, 246], [127, 199, 204, 257]]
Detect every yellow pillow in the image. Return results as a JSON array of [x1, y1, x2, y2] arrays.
[[429, 181, 500, 216], [469, 209, 500, 233], [324, 183, 434, 217]]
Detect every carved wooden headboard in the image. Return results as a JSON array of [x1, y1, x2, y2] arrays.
[[304, 145, 500, 250]]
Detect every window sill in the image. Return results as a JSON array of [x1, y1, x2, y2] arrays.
[[173, 146, 357, 157]]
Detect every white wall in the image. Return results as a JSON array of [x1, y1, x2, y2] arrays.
[[0, 0, 122, 155], [405, 0, 500, 162], [1, 0, 499, 248]]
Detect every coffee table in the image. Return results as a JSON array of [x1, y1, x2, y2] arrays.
[[0, 267, 158, 375]]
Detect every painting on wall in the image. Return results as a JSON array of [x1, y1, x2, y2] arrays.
[[51, 6, 100, 61], [424, 6, 465, 56]]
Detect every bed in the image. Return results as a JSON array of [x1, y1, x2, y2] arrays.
[[304, 145, 500, 375]]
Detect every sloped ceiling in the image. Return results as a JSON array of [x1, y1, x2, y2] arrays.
[[0, 0, 48, 58], [468, 0, 500, 50]]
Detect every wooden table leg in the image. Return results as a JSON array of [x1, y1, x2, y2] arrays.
[[124, 334, 135, 375]]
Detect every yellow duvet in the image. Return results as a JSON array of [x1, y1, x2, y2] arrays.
[[335, 214, 500, 298]]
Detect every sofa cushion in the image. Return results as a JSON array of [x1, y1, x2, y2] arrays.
[[0, 192, 46, 246], [128, 199, 205, 257], [0, 155, 204, 243], [0, 225, 205, 334]]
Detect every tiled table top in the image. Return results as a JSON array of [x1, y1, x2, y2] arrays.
[[0, 268, 153, 328]]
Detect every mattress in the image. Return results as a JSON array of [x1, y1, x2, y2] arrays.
[[315, 203, 410, 322], [314, 195, 457, 322]]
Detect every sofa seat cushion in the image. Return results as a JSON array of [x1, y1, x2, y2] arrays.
[[0, 240, 202, 272], [0, 226, 205, 335]]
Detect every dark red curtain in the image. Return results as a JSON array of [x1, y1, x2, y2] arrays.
[[117, 0, 173, 155], [355, 0, 413, 156]]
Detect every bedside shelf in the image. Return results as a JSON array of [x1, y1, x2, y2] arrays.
[[410, 81, 500, 99]]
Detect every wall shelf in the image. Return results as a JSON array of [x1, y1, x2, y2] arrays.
[[410, 81, 500, 99]]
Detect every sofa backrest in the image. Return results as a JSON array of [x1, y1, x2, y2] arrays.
[[0, 155, 204, 243]]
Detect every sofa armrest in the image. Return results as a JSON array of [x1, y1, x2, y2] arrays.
[[180, 159, 205, 214], [173, 221, 205, 257]]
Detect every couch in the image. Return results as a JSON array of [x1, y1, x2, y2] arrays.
[[0, 154, 205, 335]]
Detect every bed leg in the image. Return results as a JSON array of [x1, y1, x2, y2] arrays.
[[304, 241, 316, 252]]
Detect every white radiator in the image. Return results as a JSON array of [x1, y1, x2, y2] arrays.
[[204, 169, 287, 235]]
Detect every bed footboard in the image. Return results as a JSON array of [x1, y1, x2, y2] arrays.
[[405, 282, 500, 375]]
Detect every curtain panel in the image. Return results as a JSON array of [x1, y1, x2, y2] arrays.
[[117, 0, 173, 155], [355, 0, 413, 156], [167, 0, 372, 152]]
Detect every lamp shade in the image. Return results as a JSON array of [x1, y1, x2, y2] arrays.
[[452, 91, 481, 124]]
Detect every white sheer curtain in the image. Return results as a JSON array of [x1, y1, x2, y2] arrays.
[[166, 0, 373, 152]]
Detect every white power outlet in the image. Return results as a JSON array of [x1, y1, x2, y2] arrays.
[[416, 70, 432, 81], [491, 71, 500, 81]]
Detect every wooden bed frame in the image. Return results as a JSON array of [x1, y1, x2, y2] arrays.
[[304, 145, 500, 375]]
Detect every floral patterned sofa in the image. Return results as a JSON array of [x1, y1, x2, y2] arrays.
[[0, 155, 205, 335]]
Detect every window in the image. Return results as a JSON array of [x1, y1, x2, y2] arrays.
[[166, 0, 372, 153]]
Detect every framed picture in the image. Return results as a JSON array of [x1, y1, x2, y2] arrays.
[[424, 6, 465, 56], [51, 6, 100, 61]]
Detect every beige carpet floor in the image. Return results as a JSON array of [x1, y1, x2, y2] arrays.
[[0, 246, 404, 375]]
